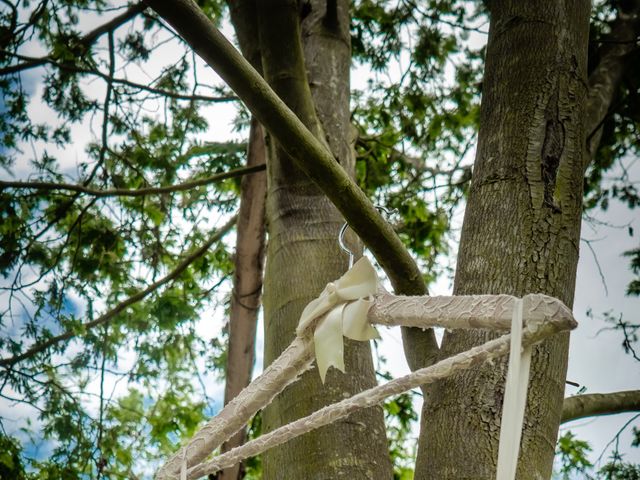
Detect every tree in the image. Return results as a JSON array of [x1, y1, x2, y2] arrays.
[[0, 1, 639, 479]]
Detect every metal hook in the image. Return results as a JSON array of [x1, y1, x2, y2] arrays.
[[338, 222, 354, 268], [338, 205, 396, 269]]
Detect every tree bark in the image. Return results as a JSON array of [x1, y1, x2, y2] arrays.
[[222, 5, 267, 479], [143, 0, 426, 298], [258, 1, 393, 478], [220, 118, 267, 480], [584, 0, 640, 163], [415, 2, 591, 478], [562, 390, 640, 423]]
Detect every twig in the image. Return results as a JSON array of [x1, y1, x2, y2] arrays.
[[0, 3, 147, 76], [581, 238, 609, 296], [144, 0, 426, 298], [0, 164, 265, 197], [0, 215, 237, 368], [1, 51, 239, 103], [595, 413, 640, 466]]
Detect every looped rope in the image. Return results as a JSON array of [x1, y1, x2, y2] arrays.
[[180, 449, 187, 480]]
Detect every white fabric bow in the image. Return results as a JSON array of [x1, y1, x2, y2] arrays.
[[297, 257, 380, 383]]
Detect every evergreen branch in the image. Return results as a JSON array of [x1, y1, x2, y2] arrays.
[[0, 215, 237, 369], [0, 2, 147, 76], [561, 390, 640, 423], [143, 0, 427, 298], [584, 1, 640, 166], [0, 164, 265, 197]]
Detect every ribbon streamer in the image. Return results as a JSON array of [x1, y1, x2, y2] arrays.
[[496, 298, 532, 480], [297, 257, 380, 383]]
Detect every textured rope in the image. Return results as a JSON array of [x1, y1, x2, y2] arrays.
[[156, 293, 576, 480], [180, 449, 187, 480], [156, 335, 314, 479], [185, 316, 572, 479], [369, 292, 573, 332]]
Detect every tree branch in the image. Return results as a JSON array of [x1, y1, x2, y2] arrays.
[[0, 215, 237, 369], [221, 118, 266, 480], [0, 163, 265, 197], [561, 390, 640, 423], [1, 51, 238, 103], [143, 0, 426, 297], [0, 2, 147, 76], [584, 1, 640, 164]]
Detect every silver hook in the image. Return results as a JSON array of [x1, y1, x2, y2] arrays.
[[339, 205, 396, 269], [338, 222, 354, 268]]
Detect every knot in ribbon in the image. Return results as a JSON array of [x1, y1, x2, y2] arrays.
[[297, 257, 380, 383]]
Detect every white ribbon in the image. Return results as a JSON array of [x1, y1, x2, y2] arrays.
[[297, 257, 380, 383], [496, 298, 532, 480]]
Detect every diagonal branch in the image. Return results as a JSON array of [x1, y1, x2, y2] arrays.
[[584, 1, 640, 165], [562, 390, 640, 423], [0, 2, 147, 76], [0, 215, 237, 369], [142, 0, 426, 297], [0, 163, 265, 197]]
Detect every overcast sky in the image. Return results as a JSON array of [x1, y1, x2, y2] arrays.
[[1, 6, 638, 476]]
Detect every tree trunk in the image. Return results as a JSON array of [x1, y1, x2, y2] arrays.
[[258, 1, 393, 478], [220, 118, 267, 480], [222, 6, 266, 478], [415, 1, 590, 478]]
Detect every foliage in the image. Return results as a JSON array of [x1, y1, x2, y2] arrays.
[[623, 247, 640, 297], [0, 433, 30, 480], [376, 355, 420, 479], [584, 1, 640, 212], [599, 460, 640, 480], [351, 0, 485, 281], [0, 0, 637, 477], [587, 309, 640, 363], [554, 423, 640, 480], [556, 431, 594, 478]]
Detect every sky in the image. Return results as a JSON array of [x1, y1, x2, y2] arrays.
[[0, 3, 638, 476], [367, 157, 640, 471]]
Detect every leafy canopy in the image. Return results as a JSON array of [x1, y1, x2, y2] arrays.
[[0, 0, 637, 478]]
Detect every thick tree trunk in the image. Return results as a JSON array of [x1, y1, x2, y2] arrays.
[[259, 1, 393, 478], [415, 2, 590, 478], [220, 118, 267, 480]]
